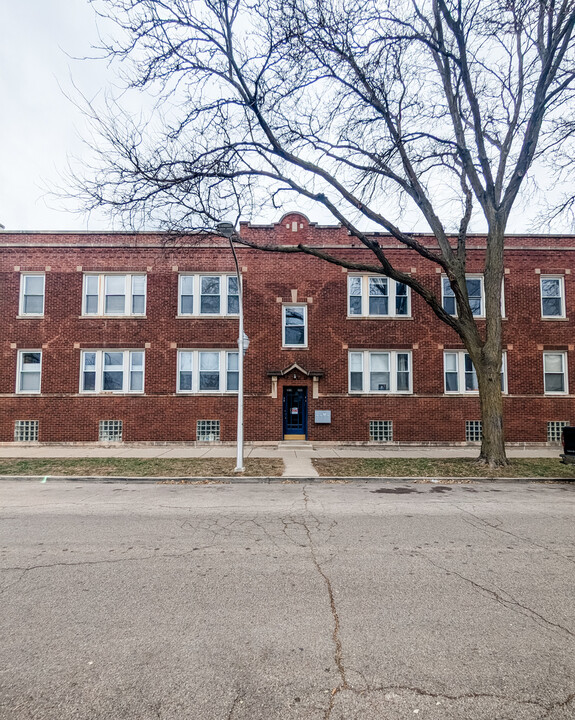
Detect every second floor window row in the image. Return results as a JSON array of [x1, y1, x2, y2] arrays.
[[12, 271, 570, 320]]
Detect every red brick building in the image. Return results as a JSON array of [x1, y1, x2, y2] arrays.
[[1, 212, 573, 444]]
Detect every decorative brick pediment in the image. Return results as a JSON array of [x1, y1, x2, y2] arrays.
[[267, 363, 324, 378]]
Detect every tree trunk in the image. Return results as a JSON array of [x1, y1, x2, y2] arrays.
[[476, 360, 507, 466]]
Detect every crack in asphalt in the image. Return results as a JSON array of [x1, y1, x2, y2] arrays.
[[352, 684, 575, 717], [362, 684, 548, 706], [540, 691, 575, 718], [300, 487, 348, 720], [226, 691, 244, 720], [297, 488, 575, 719], [454, 503, 575, 565], [181, 515, 292, 554], [0, 569, 28, 596], [413, 551, 575, 640], [4, 488, 574, 719], [0, 547, 215, 595]]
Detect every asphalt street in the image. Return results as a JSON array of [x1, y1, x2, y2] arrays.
[[1, 480, 574, 720]]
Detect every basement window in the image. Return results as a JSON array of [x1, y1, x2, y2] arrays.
[[197, 420, 220, 442], [547, 421, 570, 443], [465, 421, 482, 443], [14, 420, 39, 442], [99, 420, 123, 442], [369, 420, 393, 442]]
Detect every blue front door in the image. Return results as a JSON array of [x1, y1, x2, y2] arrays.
[[283, 387, 307, 439]]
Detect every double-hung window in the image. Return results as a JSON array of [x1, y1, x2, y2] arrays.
[[178, 274, 239, 316], [348, 351, 412, 393], [80, 350, 145, 393], [283, 305, 307, 347], [543, 352, 568, 394], [16, 351, 42, 393], [177, 350, 239, 393], [541, 277, 565, 318], [348, 276, 410, 317], [442, 276, 485, 317], [19, 274, 45, 316], [444, 351, 507, 394], [83, 274, 146, 316]]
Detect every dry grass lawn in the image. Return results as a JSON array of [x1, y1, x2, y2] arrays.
[[0, 457, 283, 477], [313, 457, 575, 479]]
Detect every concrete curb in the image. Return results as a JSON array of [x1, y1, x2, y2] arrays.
[[1, 475, 573, 484]]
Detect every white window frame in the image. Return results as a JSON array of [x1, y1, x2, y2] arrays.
[[348, 350, 412, 394], [347, 275, 411, 318], [543, 352, 568, 395], [19, 273, 45, 316], [82, 273, 147, 317], [282, 304, 308, 348], [176, 350, 239, 393], [444, 351, 507, 394], [540, 276, 566, 318], [16, 350, 42, 394], [442, 275, 485, 318], [177, 274, 239, 317], [79, 350, 145, 394]]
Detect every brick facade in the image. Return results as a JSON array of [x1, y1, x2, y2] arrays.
[[1, 212, 573, 443]]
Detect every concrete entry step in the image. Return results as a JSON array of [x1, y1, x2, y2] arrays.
[[277, 441, 313, 449]]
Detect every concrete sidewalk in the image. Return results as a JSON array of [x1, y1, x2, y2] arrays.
[[0, 441, 561, 478]]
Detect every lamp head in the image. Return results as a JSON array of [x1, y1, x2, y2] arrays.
[[216, 221, 235, 238]]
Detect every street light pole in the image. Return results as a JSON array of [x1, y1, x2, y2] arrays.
[[216, 222, 245, 472]]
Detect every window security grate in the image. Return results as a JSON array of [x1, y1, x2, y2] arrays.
[[14, 420, 39, 442], [465, 421, 482, 442], [369, 420, 393, 442], [197, 420, 220, 442], [548, 421, 570, 443], [99, 420, 123, 442]]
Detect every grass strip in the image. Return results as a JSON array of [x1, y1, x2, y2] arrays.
[[0, 457, 283, 478], [312, 457, 575, 478]]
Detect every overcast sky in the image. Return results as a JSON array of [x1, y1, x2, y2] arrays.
[[1, 1, 108, 230], [0, 1, 571, 234]]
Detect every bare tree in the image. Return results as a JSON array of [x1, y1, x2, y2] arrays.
[[76, 0, 575, 465]]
